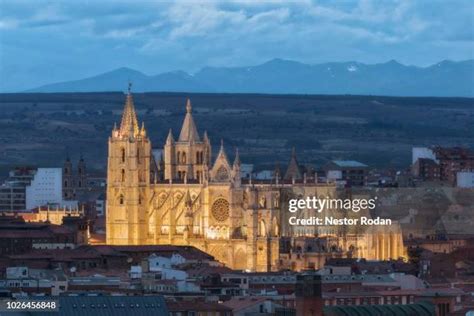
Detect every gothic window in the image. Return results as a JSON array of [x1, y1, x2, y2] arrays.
[[64, 180, 68, 188], [64, 168, 69, 174], [196, 152, 200, 164], [121, 148, 125, 162], [137, 148, 140, 163], [258, 220, 267, 237], [78, 167, 82, 174], [78, 180, 82, 188], [177, 152, 181, 163], [139, 195, 142, 205], [182, 152, 187, 164], [119, 194, 124, 205], [211, 198, 230, 222], [259, 195, 267, 209], [121, 169, 125, 182], [200, 152, 204, 164], [216, 166, 229, 181]]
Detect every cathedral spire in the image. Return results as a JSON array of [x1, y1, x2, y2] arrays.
[[284, 147, 302, 180], [166, 128, 174, 144], [119, 84, 139, 138], [178, 99, 200, 142], [186, 98, 192, 113], [233, 148, 241, 168]]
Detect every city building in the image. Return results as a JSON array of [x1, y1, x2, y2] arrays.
[[25, 168, 78, 210], [412, 146, 474, 184], [63, 155, 91, 200], [0, 215, 86, 255], [323, 160, 369, 186], [412, 158, 440, 181], [106, 92, 405, 272], [0, 167, 37, 211], [4, 266, 68, 296]]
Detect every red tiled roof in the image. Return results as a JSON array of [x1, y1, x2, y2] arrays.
[[8, 248, 102, 261], [186, 265, 234, 278]]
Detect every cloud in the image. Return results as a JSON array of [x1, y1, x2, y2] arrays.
[[0, 0, 472, 91]]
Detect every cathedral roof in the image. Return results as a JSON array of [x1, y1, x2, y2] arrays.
[[284, 147, 302, 180], [178, 99, 200, 142], [119, 91, 140, 137]]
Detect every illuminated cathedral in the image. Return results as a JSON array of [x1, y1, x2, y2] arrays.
[[106, 91, 406, 271]]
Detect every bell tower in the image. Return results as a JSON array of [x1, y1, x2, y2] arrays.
[[106, 85, 151, 245], [163, 99, 211, 182]]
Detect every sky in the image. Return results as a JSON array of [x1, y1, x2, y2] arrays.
[[0, 0, 473, 92]]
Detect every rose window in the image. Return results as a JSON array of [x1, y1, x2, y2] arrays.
[[211, 198, 230, 222]]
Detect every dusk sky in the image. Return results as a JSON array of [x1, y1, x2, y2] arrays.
[[0, 0, 473, 92]]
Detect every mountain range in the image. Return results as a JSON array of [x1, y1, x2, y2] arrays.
[[28, 59, 474, 97]]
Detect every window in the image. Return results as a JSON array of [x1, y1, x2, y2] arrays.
[[119, 195, 124, 205], [121, 148, 126, 162], [121, 169, 125, 182]]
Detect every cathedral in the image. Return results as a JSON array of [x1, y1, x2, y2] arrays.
[[106, 91, 406, 272]]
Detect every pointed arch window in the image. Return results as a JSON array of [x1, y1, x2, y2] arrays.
[[182, 152, 187, 164], [121, 148, 126, 163], [137, 148, 140, 163], [177, 152, 181, 164], [121, 169, 125, 182]]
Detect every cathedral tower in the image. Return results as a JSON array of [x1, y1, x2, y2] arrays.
[[63, 155, 74, 199], [163, 99, 211, 182], [106, 87, 151, 245]]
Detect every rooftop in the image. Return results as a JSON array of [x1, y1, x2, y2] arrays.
[[332, 160, 368, 168]]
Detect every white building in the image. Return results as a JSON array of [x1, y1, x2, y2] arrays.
[[457, 171, 474, 188], [25, 168, 77, 210]]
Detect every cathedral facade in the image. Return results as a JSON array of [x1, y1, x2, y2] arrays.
[[106, 92, 406, 272]]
